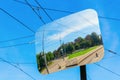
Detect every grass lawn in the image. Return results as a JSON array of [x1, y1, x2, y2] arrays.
[[68, 46, 99, 59]]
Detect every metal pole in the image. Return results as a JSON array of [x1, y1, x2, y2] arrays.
[[59, 33, 64, 61], [80, 65, 87, 80], [42, 30, 49, 74], [44, 54, 49, 74]]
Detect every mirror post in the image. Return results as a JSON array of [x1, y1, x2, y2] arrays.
[[80, 65, 87, 80]]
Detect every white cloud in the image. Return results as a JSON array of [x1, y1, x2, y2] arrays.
[[48, 9, 99, 41]]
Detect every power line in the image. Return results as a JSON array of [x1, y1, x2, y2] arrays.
[[14, 0, 74, 14], [24, 0, 46, 24], [14, 0, 120, 22], [14, 0, 38, 8], [40, 7, 120, 21], [26, 1, 51, 73], [0, 35, 34, 43], [0, 30, 91, 50], [0, 6, 35, 47], [99, 16, 120, 21], [0, 8, 35, 33], [95, 63, 120, 78], [41, 8, 120, 21], [34, 0, 81, 34], [44, 8, 74, 14], [34, 0, 53, 21], [0, 61, 36, 65], [105, 48, 120, 56], [0, 28, 65, 44], [0, 57, 37, 80], [0, 41, 34, 49]]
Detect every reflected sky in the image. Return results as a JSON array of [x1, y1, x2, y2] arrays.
[[35, 9, 101, 53]]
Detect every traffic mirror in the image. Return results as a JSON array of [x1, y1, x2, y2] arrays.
[[35, 9, 104, 74]]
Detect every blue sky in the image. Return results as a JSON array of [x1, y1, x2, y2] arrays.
[[0, 0, 120, 80]]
